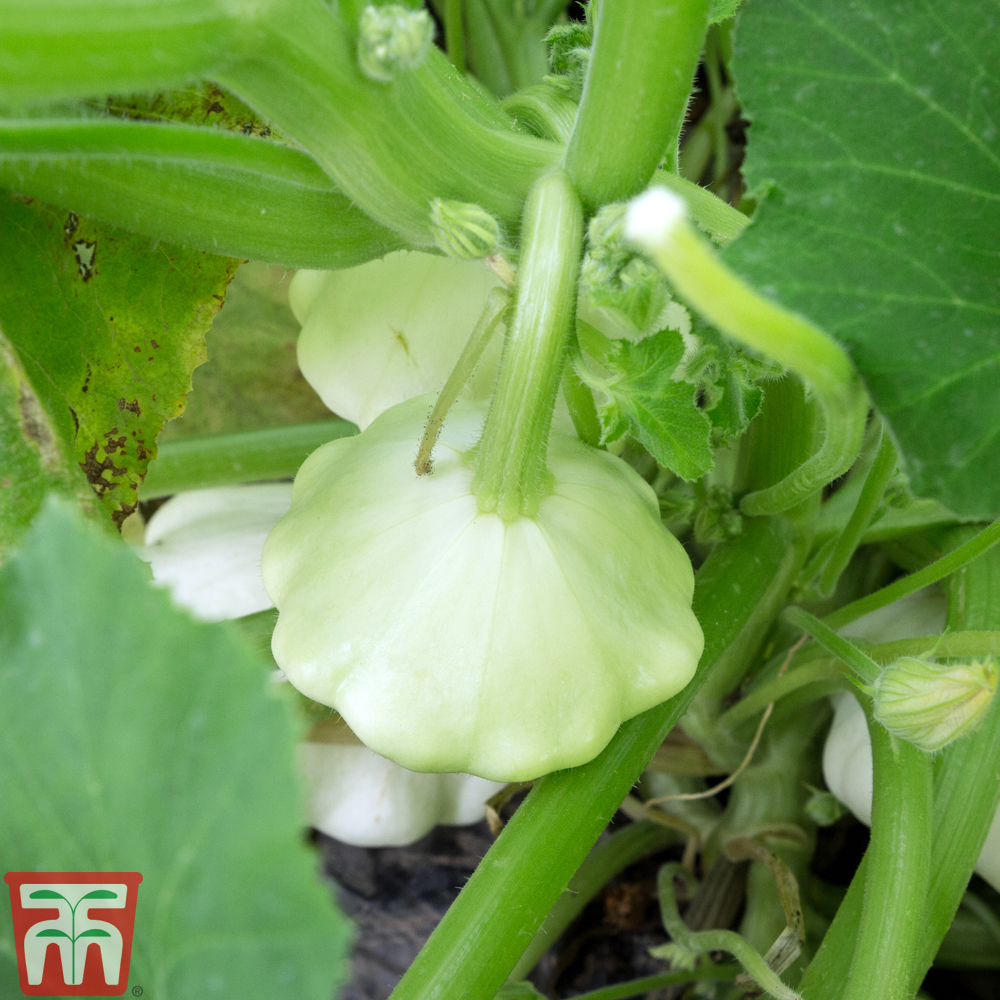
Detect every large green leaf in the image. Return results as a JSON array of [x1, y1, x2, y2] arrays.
[[0, 193, 237, 534], [0, 327, 99, 558], [161, 263, 331, 440], [0, 498, 350, 999], [728, 0, 1000, 518]]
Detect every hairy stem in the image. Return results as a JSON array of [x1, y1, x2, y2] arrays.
[[219, 0, 557, 245], [817, 425, 897, 597], [626, 190, 868, 517], [472, 169, 583, 519], [511, 821, 678, 979], [415, 288, 509, 475], [565, 0, 711, 209], [842, 713, 932, 1000], [823, 519, 1000, 629], [783, 607, 881, 687]]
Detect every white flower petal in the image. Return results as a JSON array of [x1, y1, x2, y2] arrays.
[[142, 484, 292, 622], [301, 740, 503, 847], [293, 251, 505, 430]]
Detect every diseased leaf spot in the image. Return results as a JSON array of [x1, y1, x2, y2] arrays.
[[16, 381, 61, 470], [80, 441, 128, 496], [73, 239, 96, 282], [118, 397, 141, 416], [63, 212, 79, 240]]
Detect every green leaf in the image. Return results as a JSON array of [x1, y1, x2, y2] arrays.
[[80, 889, 118, 899], [0, 316, 102, 558], [35, 929, 71, 938], [681, 326, 775, 440], [159, 263, 332, 440], [597, 328, 713, 480], [77, 929, 113, 937], [0, 498, 350, 999], [27, 890, 65, 900], [727, 0, 1000, 518], [0, 193, 237, 534], [709, 0, 741, 23]]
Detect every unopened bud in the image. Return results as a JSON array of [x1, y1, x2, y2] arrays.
[[804, 786, 847, 826], [873, 656, 998, 752], [430, 199, 501, 259], [357, 4, 434, 83]]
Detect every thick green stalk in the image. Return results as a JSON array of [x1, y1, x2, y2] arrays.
[[564, 0, 711, 209], [801, 540, 1000, 998], [0, 0, 281, 102], [387, 517, 796, 1000], [912, 535, 1000, 982], [627, 192, 868, 517], [0, 118, 405, 269], [472, 169, 583, 519], [707, 706, 829, 967], [140, 421, 356, 500], [501, 84, 579, 143], [443, 0, 466, 73], [219, 0, 557, 246], [511, 821, 678, 979], [823, 519, 1000, 629], [798, 857, 866, 1000], [684, 380, 813, 767], [842, 716, 932, 1000]]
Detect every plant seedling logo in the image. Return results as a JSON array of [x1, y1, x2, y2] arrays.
[[5, 872, 142, 996]]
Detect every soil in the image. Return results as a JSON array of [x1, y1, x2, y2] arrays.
[[316, 810, 1000, 1000]]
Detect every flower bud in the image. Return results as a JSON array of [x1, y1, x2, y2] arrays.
[[429, 198, 501, 259], [873, 656, 998, 752], [357, 4, 434, 83], [804, 786, 847, 827]]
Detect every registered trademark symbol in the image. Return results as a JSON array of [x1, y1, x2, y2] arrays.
[[132, 987, 143, 997]]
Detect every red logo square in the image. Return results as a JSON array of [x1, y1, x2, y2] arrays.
[[5, 872, 142, 996]]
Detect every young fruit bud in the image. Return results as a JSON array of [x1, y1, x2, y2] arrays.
[[873, 656, 998, 752], [804, 786, 847, 827], [357, 4, 434, 83], [429, 199, 502, 259]]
